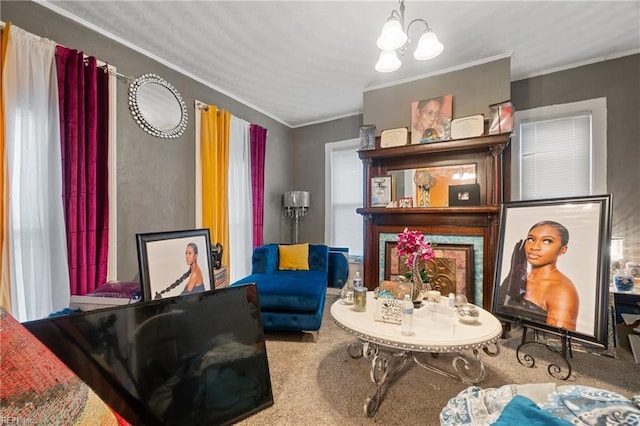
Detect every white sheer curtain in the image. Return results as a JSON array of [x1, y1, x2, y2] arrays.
[[228, 116, 253, 283], [3, 26, 70, 321]]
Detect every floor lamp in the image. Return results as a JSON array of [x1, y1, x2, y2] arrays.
[[283, 191, 309, 244]]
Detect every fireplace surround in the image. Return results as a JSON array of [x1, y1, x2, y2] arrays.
[[357, 133, 511, 309]]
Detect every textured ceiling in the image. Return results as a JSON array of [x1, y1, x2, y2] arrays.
[[42, 1, 640, 128]]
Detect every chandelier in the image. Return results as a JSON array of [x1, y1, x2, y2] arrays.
[[375, 0, 444, 73]]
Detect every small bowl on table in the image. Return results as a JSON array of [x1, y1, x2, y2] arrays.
[[456, 303, 480, 324]]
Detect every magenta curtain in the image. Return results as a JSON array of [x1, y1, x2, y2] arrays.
[[250, 125, 267, 248], [55, 47, 109, 295]]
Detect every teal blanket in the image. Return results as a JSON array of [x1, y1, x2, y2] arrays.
[[440, 383, 640, 425]]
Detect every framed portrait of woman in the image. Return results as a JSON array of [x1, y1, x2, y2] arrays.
[[136, 229, 214, 300], [410, 94, 453, 144], [491, 195, 613, 348]]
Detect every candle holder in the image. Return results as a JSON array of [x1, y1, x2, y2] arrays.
[[353, 286, 367, 312]]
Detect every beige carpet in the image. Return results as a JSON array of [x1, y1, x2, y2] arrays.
[[239, 293, 640, 425]]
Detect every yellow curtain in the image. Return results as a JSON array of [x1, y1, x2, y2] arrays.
[[200, 105, 231, 272], [0, 23, 11, 314]]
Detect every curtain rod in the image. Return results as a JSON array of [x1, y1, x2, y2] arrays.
[[195, 101, 209, 111], [195, 101, 223, 116], [83, 57, 132, 84], [2, 21, 128, 86], [2, 23, 133, 85], [107, 68, 134, 84]]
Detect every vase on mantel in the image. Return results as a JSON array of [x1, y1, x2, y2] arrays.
[[411, 261, 431, 307]]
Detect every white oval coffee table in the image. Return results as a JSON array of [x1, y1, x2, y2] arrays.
[[331, 292, 502, 417]]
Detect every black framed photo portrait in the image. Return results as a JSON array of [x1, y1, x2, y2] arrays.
[[491, 195, 612, 348], [136, 229, 214, 300], [449, 183, 480, 206]]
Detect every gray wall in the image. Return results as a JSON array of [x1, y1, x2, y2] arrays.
[[363, 58, 511, 132], [290, 115, 363, 244], [2, 1, 293, 280], [511, 54, 640, 262]]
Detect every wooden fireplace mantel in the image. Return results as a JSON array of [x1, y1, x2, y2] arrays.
[[356, 133, 511, 310]]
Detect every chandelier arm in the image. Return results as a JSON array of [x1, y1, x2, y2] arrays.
[[406, 18, 431, 34], [400, 18, 431, 52], [389, 9, 403, 25], [376, 0, 442, 71]]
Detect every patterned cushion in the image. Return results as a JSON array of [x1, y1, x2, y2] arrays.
[[0, 307, 128, 425], [440, 383, 640, 425], [542, 385, 640, 425]]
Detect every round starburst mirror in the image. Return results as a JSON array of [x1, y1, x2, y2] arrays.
[[128, 73, 188, 139]]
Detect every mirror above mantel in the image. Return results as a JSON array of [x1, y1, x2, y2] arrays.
[[388, 163, 477, 207]]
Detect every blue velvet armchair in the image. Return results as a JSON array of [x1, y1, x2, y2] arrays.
[[231, 244, 329, 332]]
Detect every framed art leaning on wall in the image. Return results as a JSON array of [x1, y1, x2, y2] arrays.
[[491, 195, 613, 348], [136, 229, 214, 300]]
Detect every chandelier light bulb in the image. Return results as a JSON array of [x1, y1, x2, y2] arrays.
[[375, 49, 402, 73], [376, 18, 408, 50], [413, 30, 444, 60], [374, 1, 444, 72]]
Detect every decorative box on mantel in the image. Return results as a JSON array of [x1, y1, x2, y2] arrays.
[[356, 133, 511, 310]]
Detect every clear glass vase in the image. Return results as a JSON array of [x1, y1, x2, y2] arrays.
[[340, 279, 354, 305], [411, 261, 431, 305]]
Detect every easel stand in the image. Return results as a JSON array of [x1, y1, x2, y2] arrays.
[[516, 326, 573, 380], [512, 293, 618, 380]]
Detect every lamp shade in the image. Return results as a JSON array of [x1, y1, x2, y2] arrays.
[[375, 49, 402, 73], [283, 191, 310, 208], [413, 30, 444, 60], [376, 18, 407, 50]]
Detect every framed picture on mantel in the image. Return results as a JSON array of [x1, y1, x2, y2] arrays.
[[359, 125, 376, 150], [371, 176, 393, 207], [380, 127, 408, 148], [411, 95, 453, 144]]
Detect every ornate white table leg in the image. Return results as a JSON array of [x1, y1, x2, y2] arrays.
[[483, 341, 500, 356], [452, 349, 486, 384], [347, 339, 364, 358], [363, 347, 409, 417], [412, 343, 501, 385], [453, 343, 500, 384]]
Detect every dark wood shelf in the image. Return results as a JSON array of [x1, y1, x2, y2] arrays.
[[358, 133, 511, 161], [357, 206, 500, 215], [357, 132, 511, 310]]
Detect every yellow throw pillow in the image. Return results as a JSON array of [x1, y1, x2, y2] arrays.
[[278, 243, 310, 271]]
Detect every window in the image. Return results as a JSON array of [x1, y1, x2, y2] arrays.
[[325, 139, 363, 256], [511, 98, 607, 200]]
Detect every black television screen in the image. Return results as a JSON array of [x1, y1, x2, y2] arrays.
[[24, 284, 273, 425]]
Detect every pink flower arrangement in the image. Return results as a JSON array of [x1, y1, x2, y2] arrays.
[[396, 228, 436, 269]]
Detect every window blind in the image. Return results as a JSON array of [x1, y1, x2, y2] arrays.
[[329, 147, 363, 256], [520, 114, 591, 200]]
